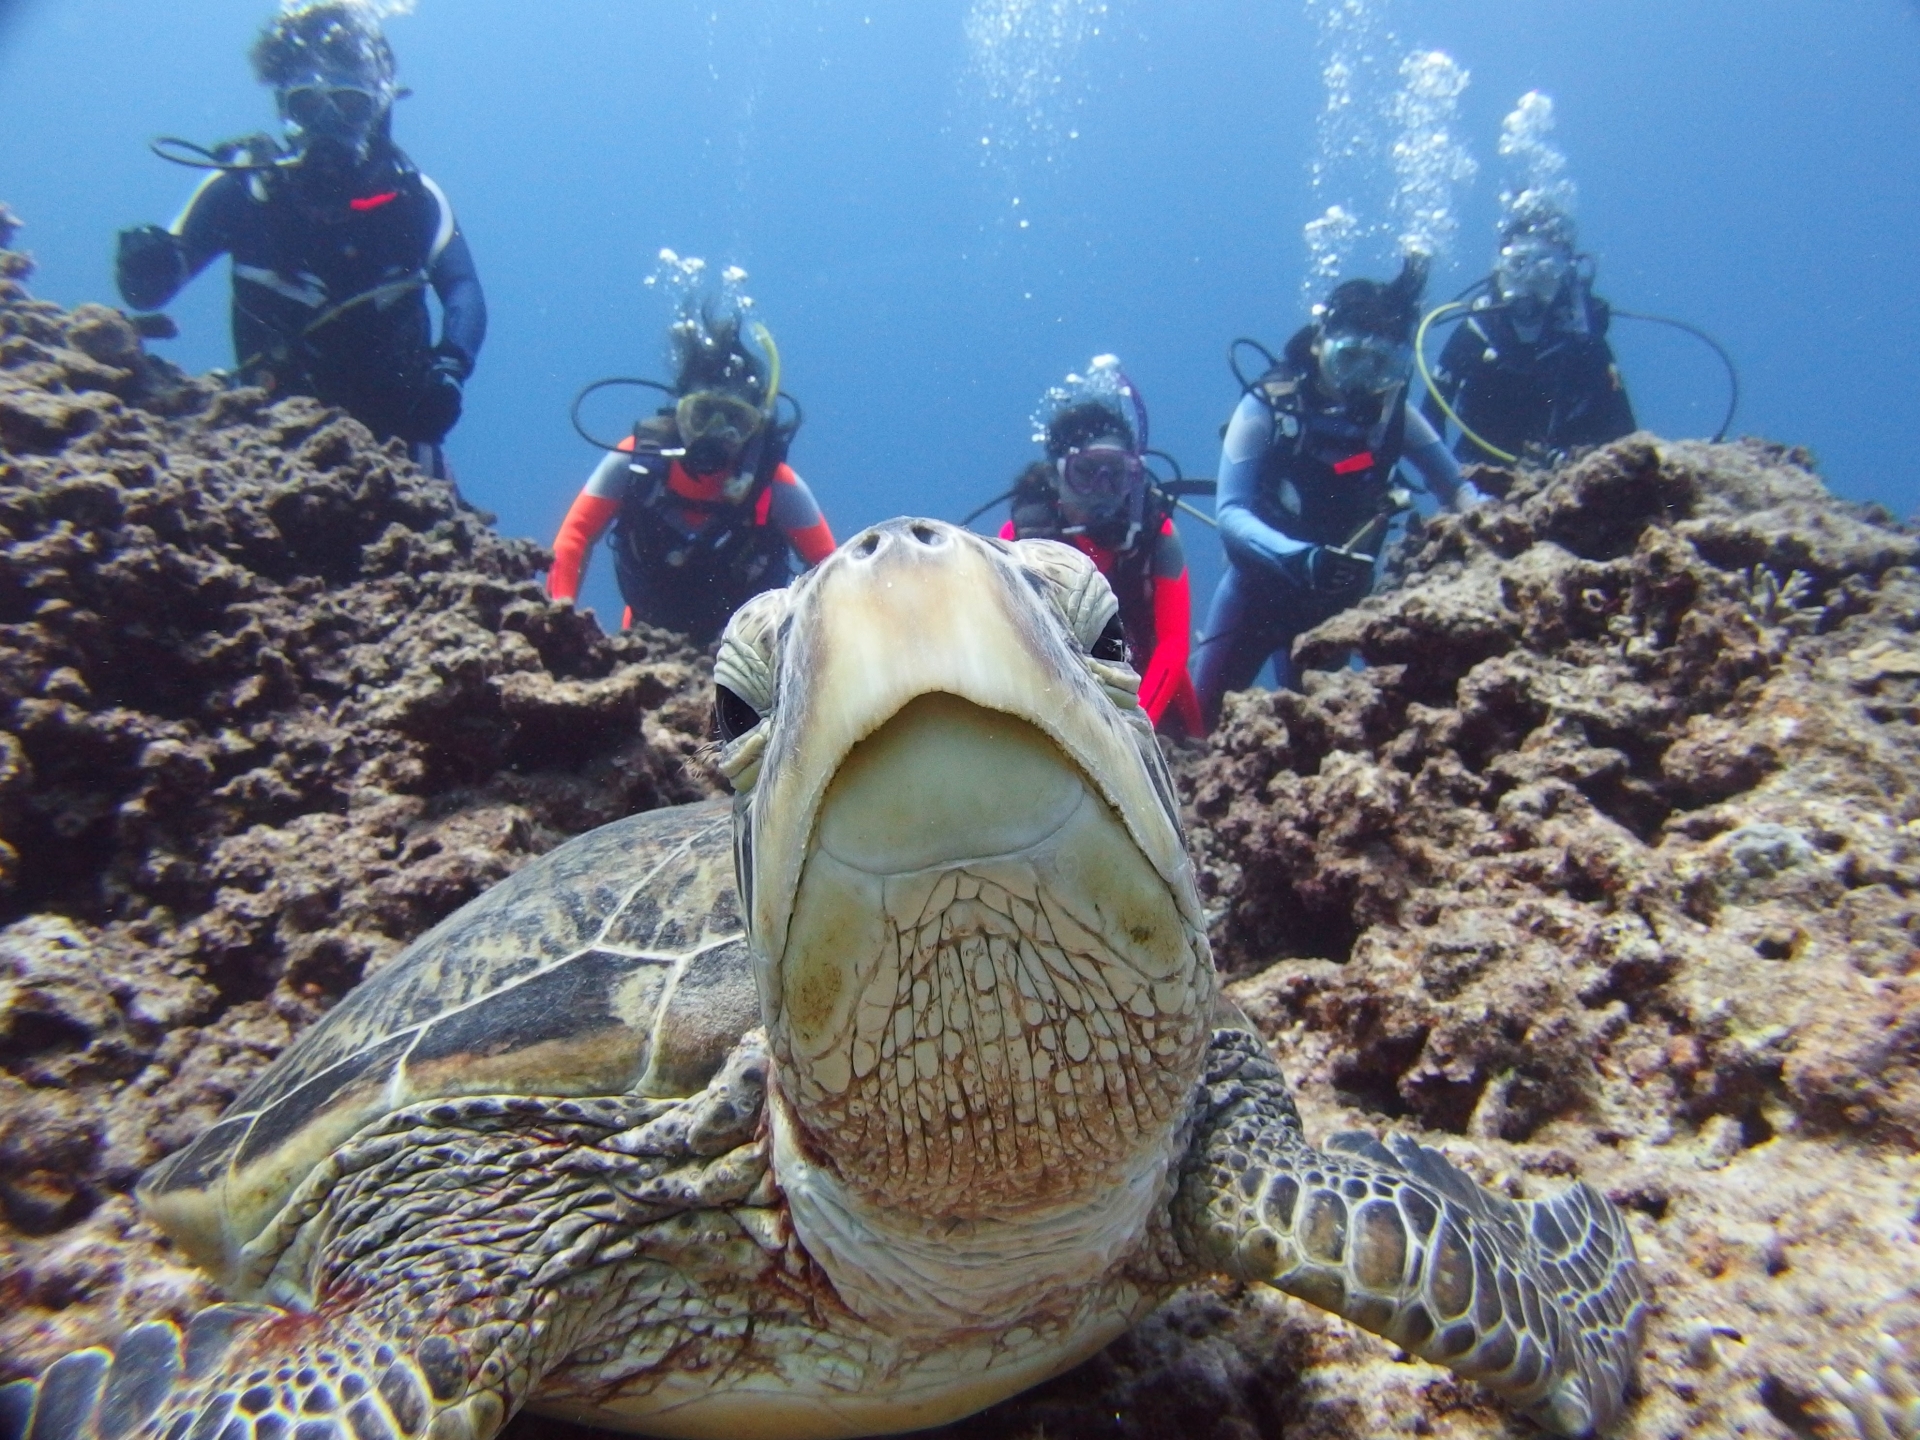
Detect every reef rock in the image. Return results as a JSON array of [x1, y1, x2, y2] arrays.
[[0, 219, 720, 1372]]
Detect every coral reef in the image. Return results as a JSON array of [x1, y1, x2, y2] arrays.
[[3, 202, 1917, 1439], [0, 218, 721, 1372]]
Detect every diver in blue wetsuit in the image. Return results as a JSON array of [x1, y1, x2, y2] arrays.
[[114, 3, 486, 479], [1194, 255, 1484, 729]]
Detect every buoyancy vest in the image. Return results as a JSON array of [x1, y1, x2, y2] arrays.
[[1250, 365, 1409, 548], [609, 412, 795, 639], [229, 150, 453, 411], [1439, 292, 1633, 457]]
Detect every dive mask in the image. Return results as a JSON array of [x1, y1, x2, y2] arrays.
[[1318, 330, 1413, 397], [1495, 237, 1572, 309], [280, 81, 388, 158], [284, 84, 382, 130], [1060, 445, 1143, 512], [676, 390, 763, 475]]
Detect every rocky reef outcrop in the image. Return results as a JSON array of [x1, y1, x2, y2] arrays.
[[0, 211, 721, 1370]]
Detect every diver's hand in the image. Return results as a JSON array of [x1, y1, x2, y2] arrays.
[[115, 225, 186, 311], [408, 353, 466, 443], [1305, 544, 1375, 594]]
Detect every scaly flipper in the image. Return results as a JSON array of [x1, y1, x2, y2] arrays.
[[1175, 1030, 1648, 1437], [2, 1301, 518, 1440], [1, 1054, 771, 1440]]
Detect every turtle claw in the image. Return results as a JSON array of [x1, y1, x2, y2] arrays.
[[1531, 1376, 1597, 1438]]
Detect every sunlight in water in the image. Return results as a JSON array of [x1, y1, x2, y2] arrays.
[[962, 0, 1111, 188]]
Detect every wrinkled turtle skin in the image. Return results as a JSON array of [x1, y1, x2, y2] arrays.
[[2, 520, 1647, 1440]]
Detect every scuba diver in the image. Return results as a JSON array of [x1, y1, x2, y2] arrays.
[[546, 307, 835, 645], [1195, 254, 1484, 730], [1000, 358, 1203, 737], [1420, 202, 1635, 464], [113, 2, 485, 478]]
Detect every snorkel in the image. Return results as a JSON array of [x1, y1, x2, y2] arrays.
[[708, 320, 780, 496], [1107, 356, 1149, 460], [674, 314, 781, 493], [752, 320, 781, 419]]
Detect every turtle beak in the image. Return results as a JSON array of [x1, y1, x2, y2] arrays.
[[745, 517, 1199, 1041]]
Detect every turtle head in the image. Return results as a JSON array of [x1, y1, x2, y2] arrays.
[[713, 518, 1214, 1221]]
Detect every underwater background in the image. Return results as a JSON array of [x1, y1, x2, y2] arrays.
[[4, 5, 1920, 1436], [2, 0, 1917, 624]]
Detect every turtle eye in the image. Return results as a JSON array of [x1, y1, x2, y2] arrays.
[[1091, 615, 1130, 665], [713, 684, 763, 743]]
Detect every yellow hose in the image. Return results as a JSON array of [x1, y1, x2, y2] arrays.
[[1415, 301, 1519, 465]]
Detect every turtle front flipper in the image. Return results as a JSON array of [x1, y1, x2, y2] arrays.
[[1176, 1030, 1649, 1437], [2, 1087, 748, 1440], [0, 1302, 509, 1440]]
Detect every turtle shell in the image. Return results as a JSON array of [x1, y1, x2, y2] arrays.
[[141, 799, 755, 1288]]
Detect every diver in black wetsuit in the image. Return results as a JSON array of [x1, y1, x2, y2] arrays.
[[114, 3, 486, 478], [1421, 206, 1633, 464]]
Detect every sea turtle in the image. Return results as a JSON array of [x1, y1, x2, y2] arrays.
[[2, 519, 1647, 1440]]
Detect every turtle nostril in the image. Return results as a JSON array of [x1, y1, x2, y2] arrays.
[[909, 523, 941, 546], [853, 532, 881, 558]]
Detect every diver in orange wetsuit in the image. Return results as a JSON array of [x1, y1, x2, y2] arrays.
[[1000, 359, 1202, 737], [548, 312, 833, 644]]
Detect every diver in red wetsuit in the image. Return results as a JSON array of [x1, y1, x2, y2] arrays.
[[1001, 358, 1202, 737], [548, 310, 833, 644]]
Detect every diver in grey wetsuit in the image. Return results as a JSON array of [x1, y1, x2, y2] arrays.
[[1194, 256, 1483, 728]]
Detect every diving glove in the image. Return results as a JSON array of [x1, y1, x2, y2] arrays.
[[115, 225, 187, 312], [1451, 480, 1489, 512], [1305, 543, 1375, 594], [407, 349, 468, 443]]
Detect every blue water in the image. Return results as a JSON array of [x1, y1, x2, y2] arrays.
[[2, 0, 1917, 627]]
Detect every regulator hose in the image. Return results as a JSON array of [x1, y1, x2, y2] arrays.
[[1414, 302, 1518, 463], [569, 377, 673, 453], [1414, 301, 1743, 463], [149, 136, 285, 172], [1610, 309, 1740, 443]]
